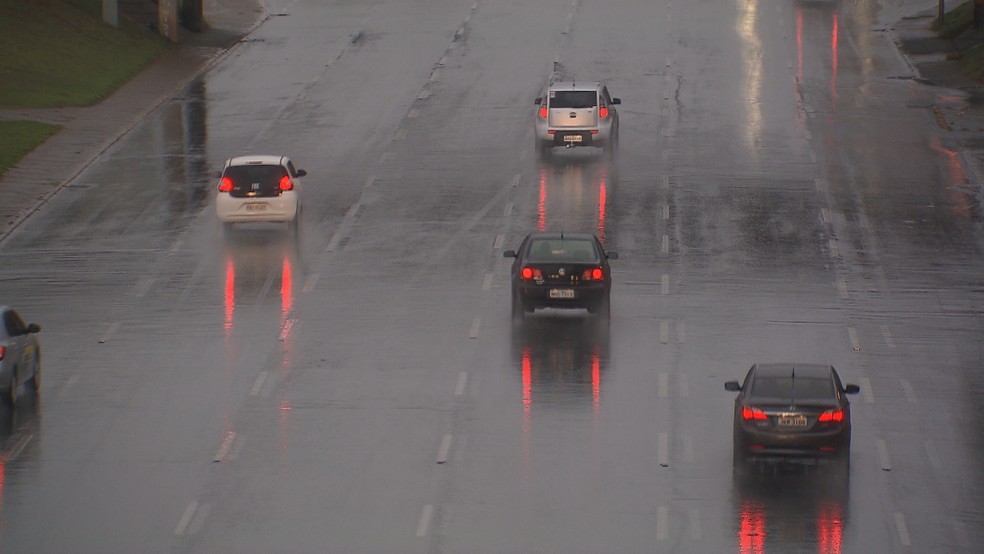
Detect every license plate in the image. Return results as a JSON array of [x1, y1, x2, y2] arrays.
[[563, 134, 583, 143], [777, 414, 807, 427], [246, 203, 267, 212], [549, 289, 575, 299]]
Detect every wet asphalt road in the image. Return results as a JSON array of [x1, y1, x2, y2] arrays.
[[0, 0, 982, 552]]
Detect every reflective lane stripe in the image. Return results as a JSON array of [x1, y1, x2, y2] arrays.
[[174, 501, 199, 535], [860, 377, 874, 404], [416, 505, 434, 537], [894, 512, 911, 546], [656, 506, 669, 541], [468, 318, 481, 339], [454, 372, 467, 396], [657, 432, 669, 467], [877, 439, 892, 471], [436, 434, 452, 464], [249, 372, 268, 396]]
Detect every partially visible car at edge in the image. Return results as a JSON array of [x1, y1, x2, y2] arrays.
[[725, 363, 859, 470], [503, 232, 617, 319], [214, 155, 306, 230], [0, 306, 41, 405]]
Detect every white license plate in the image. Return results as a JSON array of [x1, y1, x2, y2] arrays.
[[549, 289, 575, 299], [777, 415, 807, 427], [246, 203, 267, 212], [563, 134, 583, 143]]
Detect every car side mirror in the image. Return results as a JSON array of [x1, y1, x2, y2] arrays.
[[843, 384, 860, 394], [295, 169, 307, 177], [612, 98, 621, 105], [534, 97, 542, 105], [503, 250, 517, 258], [606, 251, 618, 260], [211, 170, 222, 179], [26, 323, 41, 334], [724, 381, 741, 391]]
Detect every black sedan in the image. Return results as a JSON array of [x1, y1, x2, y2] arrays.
[[725, 363, 859, 470], [503, 232, 617, 319]]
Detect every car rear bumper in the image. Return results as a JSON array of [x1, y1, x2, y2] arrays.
[[736, 426, 850, 459], [216, 193, 298, 223], [516, 283, 608, 311], [535, 122, 615, 147]]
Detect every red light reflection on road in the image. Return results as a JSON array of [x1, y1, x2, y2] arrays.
[[591, 347, 601, 414], [597, 168, 608, 244], [797, 9, 803, 84], [224, 257, 235, 333], [281, 254, 293, 319], [538, 168, 548, 231], [738, 499, 766, 554], [817, 500, 843, 554], [831, 12, 839, 103], [930, 136, 975, 219]]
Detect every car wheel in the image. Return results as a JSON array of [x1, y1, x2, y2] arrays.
[[511, 292, 525, 321], [732, 434, 748, 472], [28, 354, 40, 394], [6, 372, 17, 406], [535, 140, 551, 161]]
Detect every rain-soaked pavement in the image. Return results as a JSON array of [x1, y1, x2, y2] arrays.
[[0, 0, 982, 552]]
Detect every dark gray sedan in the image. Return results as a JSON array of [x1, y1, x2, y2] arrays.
[[725, 363, 859, 470]]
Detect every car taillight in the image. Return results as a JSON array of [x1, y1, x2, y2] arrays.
[[742, 406, 768, 421], [818, 409, 844, 423], [581, 267, 604, 280], [218, 177, 234, 192], [0, 346, 4, 361], [539, 106, 548, 119], [599, 106, 608, 119], [521, 267, 542, 280], [279, 176, 293, 191]]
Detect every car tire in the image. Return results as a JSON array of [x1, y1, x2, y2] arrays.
[[535, 140, 551, 161], [732, 434, 748, 472], [6, 372, 17, 407], [28, 354, 40, 394], [511, 293, 525, 321]]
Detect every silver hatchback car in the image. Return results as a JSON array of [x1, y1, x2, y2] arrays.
[[534, 81, 621, 158], [0, 306, 41, 405]]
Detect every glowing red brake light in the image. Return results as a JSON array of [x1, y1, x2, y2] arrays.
[[581, 267, 604, 280], [742, 406, 768, 421], [599, 106, 609, 119], [218, 176, 234, 192], [279, 175, 293, 191], [818, 409, 844, 423], [0, 346, 4, 361], [539, 105, 548, 119], [521, 267, 542, 280]]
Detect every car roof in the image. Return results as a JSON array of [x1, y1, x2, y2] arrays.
[[548, 81, 602, 92], [225, 155, 287, 167], [754, 363, 833, 379], [525, 232, 598, 241]]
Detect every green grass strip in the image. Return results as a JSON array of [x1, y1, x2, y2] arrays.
[[0, 120, 61, 176], [0, 0, 170, 108]]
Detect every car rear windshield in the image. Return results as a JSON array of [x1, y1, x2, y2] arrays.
[[223, 164, 287, 198], [751, 376, 834, 399], [549, 91, 598, 109], [527, 239, 598, 262]]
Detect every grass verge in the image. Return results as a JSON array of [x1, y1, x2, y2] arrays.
[[0, 121, 61, 175], [0, 0, 170, 108]]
